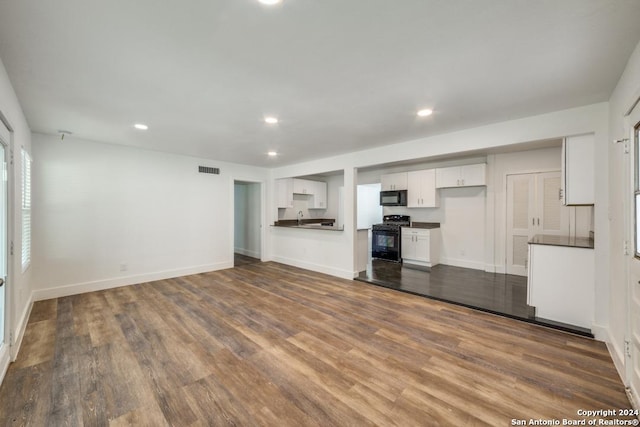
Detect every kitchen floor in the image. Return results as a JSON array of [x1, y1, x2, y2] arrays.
[[356, 259, 592, 337]]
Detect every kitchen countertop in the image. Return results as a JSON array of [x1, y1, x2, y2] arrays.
[[406, 222, 441, 229], [272, 218, 343, 231], [529, 234, 594, 249]]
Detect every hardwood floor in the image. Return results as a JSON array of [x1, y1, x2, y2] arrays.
[[234, 253, 261, 267], [0, 261, 633, 426]]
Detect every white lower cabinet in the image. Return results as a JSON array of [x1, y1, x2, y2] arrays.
[[401, 228, 440, 267], [527, 243, 594, 329]]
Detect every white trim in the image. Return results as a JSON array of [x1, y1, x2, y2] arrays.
[[590, 323, 609, 342], [32, 262, 232, 301], [606, 335, 627, 386], [272, 255, 354, 280], [11, 290, 33, 361], [0, 342, 9, 387], [439, 258, 486, 271]]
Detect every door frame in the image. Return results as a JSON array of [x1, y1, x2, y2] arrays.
[[624, 99, 640, 411], [503, 167, 561, 275], [0, 111, 14, 384], [230, 178, 266, 265]]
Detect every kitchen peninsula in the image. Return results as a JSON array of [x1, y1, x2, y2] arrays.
[[272, 218, 343, 231]]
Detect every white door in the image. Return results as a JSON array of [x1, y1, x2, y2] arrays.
[[506, 171, 570, 276], [0, 126, 9, 372], [627, 103, 640, 409], [506, 174, 535, 276]]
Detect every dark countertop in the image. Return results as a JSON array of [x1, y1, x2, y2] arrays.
[[273, 218, 343, 231], [407, 222, 441, 229], [529, 234, 594, 249]]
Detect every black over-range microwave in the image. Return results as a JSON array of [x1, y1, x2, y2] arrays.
[[380, 190, 408, 206]]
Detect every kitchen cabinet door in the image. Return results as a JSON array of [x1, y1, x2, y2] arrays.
[[461, 164, 486, 186], [309, 181, 327, 209], [381, 172, 408, 191], [276, 178, 294, 208], [562, 134, 594, 205], [435, 167, 461, 188], [293, 178, 314, 195], [407, 169, 439, 208], [402, 228, 440, 267], [435, 164, 486, 188]]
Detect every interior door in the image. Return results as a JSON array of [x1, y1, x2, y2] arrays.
[[506, 171, 570, 276], [537, 172, 570, 237], [627, 103, 640, 408], [506, 174, 535, 275]]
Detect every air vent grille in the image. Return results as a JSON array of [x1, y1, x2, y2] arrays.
[[199, 166, 220, 175]]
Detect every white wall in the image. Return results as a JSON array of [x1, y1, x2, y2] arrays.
[[234, 182, 261, 259], [0, 57, 32, 366], [607, 39, 640, 378], [31, 133, 267, 299]]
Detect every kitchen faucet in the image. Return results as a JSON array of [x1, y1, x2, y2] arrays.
[[297, 210, 303, 225]]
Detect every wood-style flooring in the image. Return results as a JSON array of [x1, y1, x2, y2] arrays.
[[0, 261, 633, 426]]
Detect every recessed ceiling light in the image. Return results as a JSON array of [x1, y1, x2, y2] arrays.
[[417, 109, 433, 117], [268, 151, 278, 157], [258, 0, 282, 5], [264, 117, 278, 124], [134, 123, 149, 130]]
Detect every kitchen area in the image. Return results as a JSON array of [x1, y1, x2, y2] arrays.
[[355, 135, 596, 336], [271, 134, 596, 336]]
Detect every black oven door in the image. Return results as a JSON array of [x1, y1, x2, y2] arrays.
[[372, 229, 401, 262]]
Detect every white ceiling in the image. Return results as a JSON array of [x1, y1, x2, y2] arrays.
[[1, 0, 639, 167]]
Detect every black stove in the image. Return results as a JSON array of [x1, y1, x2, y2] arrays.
[[372, 215, 410, 262]]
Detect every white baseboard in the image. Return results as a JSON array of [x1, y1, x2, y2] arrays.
[[234, 248, 261, 259], [605, 333, 627, 387], [590, 323, 608, 343], [32, 262, 233, 302], [0, 341, 9, 388], [11, 291, 34, 361], [440, 258, 485, 271], [272, 255, 354, 280]]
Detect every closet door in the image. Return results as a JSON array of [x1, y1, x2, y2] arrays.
[[536, 172, 570, 237], [506, 171, 569, 276], [506, 174, 535, 276]]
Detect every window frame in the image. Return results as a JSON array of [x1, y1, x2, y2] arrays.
[[21, 148, 31, 271]]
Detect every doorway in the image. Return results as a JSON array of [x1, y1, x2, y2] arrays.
[[506, 171, 569, 276], [233, 181, 262, 266]]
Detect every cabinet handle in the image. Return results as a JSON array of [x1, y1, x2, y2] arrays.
[[537, 218, 540, 226], [461, 179, 465, 186], [532, 218, 535, 226]]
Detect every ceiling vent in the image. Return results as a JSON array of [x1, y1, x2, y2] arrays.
[[198, 166, 220, 175]]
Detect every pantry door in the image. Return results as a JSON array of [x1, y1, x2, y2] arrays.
[[506, 171, 569, 276]]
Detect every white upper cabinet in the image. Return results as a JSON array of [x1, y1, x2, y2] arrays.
[[407, 169, 439, 208], [276, 178, 294, 208], [562, 134, 594, 205], [285, 178, 327, 209], [381, 172, 408, 191], [293, 178, 314, 194], [435, 164, 486, 188], [309, 180, 327, 209]]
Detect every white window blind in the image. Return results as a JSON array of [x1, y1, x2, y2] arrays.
[[22, 149, 31, 270]]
